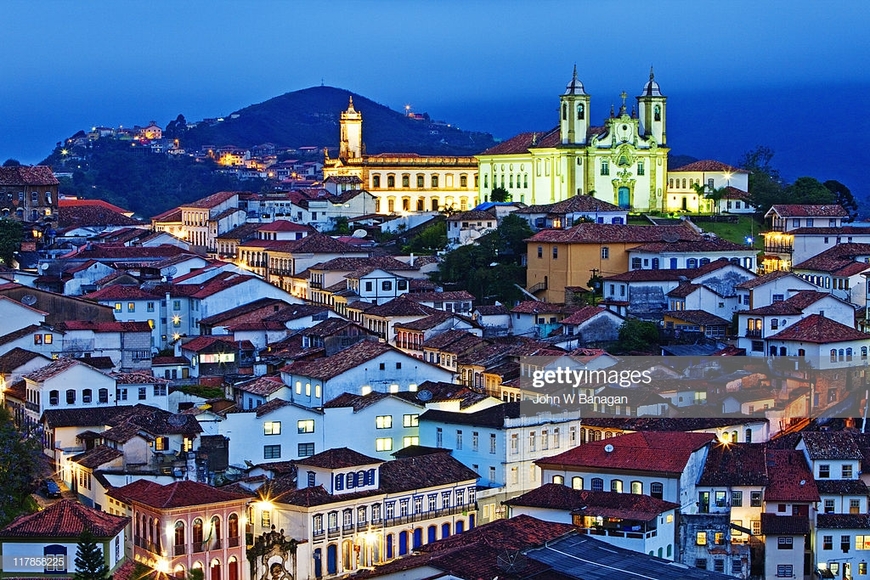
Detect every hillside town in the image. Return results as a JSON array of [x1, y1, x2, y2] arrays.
[[1, 70, 869, 580]]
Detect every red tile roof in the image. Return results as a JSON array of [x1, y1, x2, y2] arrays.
[[792, 243, 870, 275], [697, 442, 768, 486], [764, 449, 819, 502], [768, 314, 866, 343], [0, 165, 58, 186], [180, 190, 240, 209], [405, 290, 475, 303], [761, 513, 811, 535], [0, 347, 48, 373], [365, 295, 439, 318], [514, 194, 622, 215], [83, 285, 157, 301], [59, 198, 131, 215], [57, 320, 152, 333], [505, 483, 678, 521], [0, 499, 127, 538], [559, 306, 612, 325], [664, 309, 729, 326], [536, 431, 715, 474], [769, 204, 849, 218], [527, 222, 701, 244], [669, 159, 746, 173], [109, 480, 248, 509], [281, 341, 394, 381], [24, 357, 100, 382], [734, 269, 793, 290], [629, 237, 749, 253], [296, 447, 381, 469], [257, 220, 315, 232]]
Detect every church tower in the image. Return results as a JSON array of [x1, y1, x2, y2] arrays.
[[339, 96, 362, 161], [637, 68, 666, 145], [560, 66, 591, 145]]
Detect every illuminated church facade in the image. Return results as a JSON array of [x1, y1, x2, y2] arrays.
[[322, 97, 479, 214], [476, 67, 669, 212]]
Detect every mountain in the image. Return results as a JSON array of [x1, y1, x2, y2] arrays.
[[177, 86, 496, 155]]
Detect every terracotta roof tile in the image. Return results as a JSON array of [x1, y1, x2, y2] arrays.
[[71, 444, 124, 469], [514, 194, 622, 215], [281, 340, 394, 381], [559, 306, 612, 325], [0, 165, 58, 186], [0, 347, 47, 373], [670, 160, 746, 173], [236, 375, 286, 397], [768, 314, 865, 343], [446, 210, 495, 221], [536, 431, 715, 474], [111, 480, 247, 509], [180, 190, 239, 209], [734, 270, 793, 289], [665, 310, 729, 326], [378, 452, 478, 492], [527, 222, 701, 244], [697, 443, 768, 486], [760, 513, 810, 535], [800, 431, 864, 459], [296, 447, 381, 469], [769, 204, 849, 218], [0, 499, 128, 538], [817, 514, 870, 529], [24, 357, 98, 382], [505, 483, 679, 521]]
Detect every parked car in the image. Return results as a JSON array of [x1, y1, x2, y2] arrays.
[[41, 479, 61, 498]]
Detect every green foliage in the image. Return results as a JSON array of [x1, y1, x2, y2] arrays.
[[402, 221, 447, 255], [0, 218, 24, 265], [175, 384, 225, 399], [616, 319, 661, 354], [432, 214, 533, 304], [187, 568, 204, 580], [739, 146, 784, 215], [2, 159, 21, 167], [73, 531, 110, 580], [0, 406, 42, 527], [824, 180, 858, 222], [326, 217, 351, 235], [490, 187, 511, 202], [42, 138, 257, 219], [129, 561, 154, 580], [784, 177, 835, 205]]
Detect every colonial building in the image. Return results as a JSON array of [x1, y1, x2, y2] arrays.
[[476, 67, 669, 212], [322, 97, 479, 214], [0, 165, 59, 222]]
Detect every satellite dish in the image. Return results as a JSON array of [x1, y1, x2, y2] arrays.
[[40, 263, 49, 270], [166, 266, 178, 277], [352, 229, 368, 238], [21, 295, 37, 306], [662, 232, 680, 243], [604, 444, 614, 453], [417, 389, 433, 402]]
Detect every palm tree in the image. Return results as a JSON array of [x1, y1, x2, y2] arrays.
[[704, 186, 729, 215], [690, 183, 708, 215]]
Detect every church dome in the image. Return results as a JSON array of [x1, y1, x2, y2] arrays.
[[564, 65, 587, 96], [641, 68, 663, 97]]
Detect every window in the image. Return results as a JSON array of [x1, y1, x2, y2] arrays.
[[510, 433, 519, 454], [528, 431, 536, 451], [436, 427, 443, 447], [402, 436, 419, 447], [456, 430, 463, 449], [298, 419, 314, 433], [715, 491, 727, 507], [552, 247, 558, 259], [843, 464, 853, 478], [114, 302, 122, 312], [842, 535, 851, 553], [857, 535, 870, 550], [82, 389, 92, 404], [263, 445, 281, 459], [823, 535, 833, 550], [490, 433, 497, 454], [611, 479, 623, 493], [173, 300, 181, 311], [382, 280, 392, 291], [117, 388, 127, 401], [819, 464, 830, 478], [695, 558, 707, 570], [138, 387, 147, 400], [696, 531, 707, 546], [776, 564, 793, 577], [376, 437, 392, 452], [537, 246, 543, 259], [376, 415, 393, 429], [601, 159, 610, 176], [824, 499, 835, 513], [778, 537, 793, 550], [851, 499, 861, 514], [66, 389, 76, 404], [591, 478, 604, 491], [98, 388, 108, 404], [261, 510, 271, 529], [264, 421, 281, 435], [650, 482, 663, 499], [403, 414, 419, 427], [127, 302, 136, 312], [750, 491, 762, 506], [155, 436, 169, 451], [431, 175, 439, 188], [631, 481, 643, 494], [731, 491, 742, 507], [637, 161, 645, 176], [601, 246, 610, 259], [571, 476, 583, 490]]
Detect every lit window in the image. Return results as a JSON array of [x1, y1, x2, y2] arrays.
[[696, 531, 707, 545], [297, 420, 315, 433], [376, 415, 392, 429], [264, 421, 281, 435], [375, 437, 393, 452]]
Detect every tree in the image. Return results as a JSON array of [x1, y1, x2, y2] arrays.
[[690, 183, 708, 213], [0, 219, 24, 266], [824, 180, 858, 222], [490, 187, 511, 202], [616, 319, 661, 354], [704, 186, 729, 215], [0, 406, 42, 526], [403, 221, 447, 254], [74, 530, 110, 580], [784, 177, 835, 205], [2, 159, 21, 167], [739, 146, 784, 215]]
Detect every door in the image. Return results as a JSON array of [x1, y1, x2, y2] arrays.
[[327, 544, 337, 575], [618, 187, 630, 208], [698, 491, 710, 513]]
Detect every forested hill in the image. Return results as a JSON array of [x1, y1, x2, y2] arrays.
[[178, 86, 496, 155]]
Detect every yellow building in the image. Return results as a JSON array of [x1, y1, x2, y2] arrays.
[[476, 67, 669, 212], [526, 223, 701, 302], [322, 97, 479, 214]]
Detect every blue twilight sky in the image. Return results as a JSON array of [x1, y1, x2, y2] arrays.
[[1, 0, 868, 200]]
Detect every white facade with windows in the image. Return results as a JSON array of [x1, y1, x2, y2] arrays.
[[221, 400, 324, 467]]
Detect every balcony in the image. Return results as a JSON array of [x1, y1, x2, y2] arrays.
[[228, 537, 239, 548], [527, 281, 547, 294], [764, 244, 793, 254], [174, 544, 186, 556], [745, 329, 763, 338]]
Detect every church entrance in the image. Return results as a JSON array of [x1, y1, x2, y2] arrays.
[[617, 187, 630, 208]]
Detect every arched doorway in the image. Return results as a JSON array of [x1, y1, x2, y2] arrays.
[[618, 187, 630, 209]]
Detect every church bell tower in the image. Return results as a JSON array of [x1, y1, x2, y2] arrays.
[[339, 96, 363, 161], [560, 65, 591, 145], [637, 67, 666, 146]]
